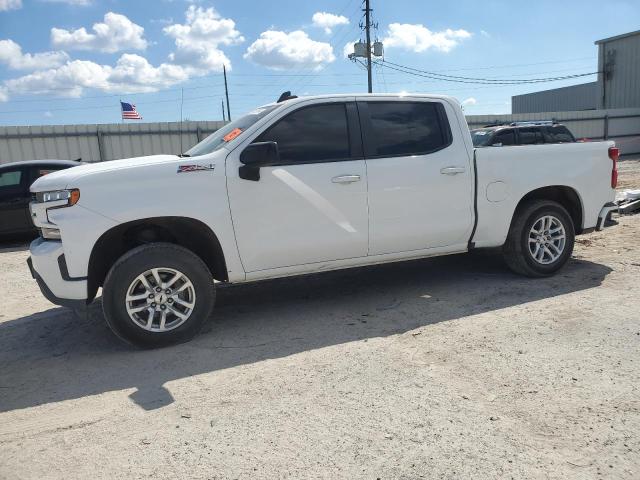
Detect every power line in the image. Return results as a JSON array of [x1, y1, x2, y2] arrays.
[[381, 59, 599, 83], [1, 55, 597, 105], [375, 60, 599, 85]]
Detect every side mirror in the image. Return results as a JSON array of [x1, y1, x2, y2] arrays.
[[239, 142, 280, 181]]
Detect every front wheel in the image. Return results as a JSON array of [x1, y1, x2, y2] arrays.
[[503, 200, 575, 277], [102, 243, 215, 348]]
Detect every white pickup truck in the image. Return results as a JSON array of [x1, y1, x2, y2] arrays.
[[28, 93, 618, 347]]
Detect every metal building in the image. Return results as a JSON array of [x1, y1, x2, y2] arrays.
[[511, 82, 597, 114], [512, 30, 640, 113], [596, 30, 640, 109]]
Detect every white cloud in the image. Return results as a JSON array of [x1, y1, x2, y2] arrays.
[[163, 5, 243, 72], [107, 54, 189, 91], [0, 0, 21, 11], [3, 54, 189, 98], [343, 40, 357, 58], [312, 11, 349, 34], [244, 30, 335, 71], [0, 39, 69, 70], [51, 12, 148, 53], [480, 30, 490, 38], [42, 0, 91, 5], [462, 97, 477, 106], [383, 23, 471, 53], [0, 5, 244, 101]]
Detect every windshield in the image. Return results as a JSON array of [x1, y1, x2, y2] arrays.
[[470, 129, 495, 147], [185, 104, 281, 157]]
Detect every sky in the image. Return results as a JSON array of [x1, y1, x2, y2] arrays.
[[0, 0, 638, 126]]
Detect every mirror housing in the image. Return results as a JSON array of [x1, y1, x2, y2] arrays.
[[239, 142, 280, 181], [240, 141, 279, 166]]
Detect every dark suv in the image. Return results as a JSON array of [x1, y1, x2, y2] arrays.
[[0, 159, 81, 238], [471, 122, 576, 148]]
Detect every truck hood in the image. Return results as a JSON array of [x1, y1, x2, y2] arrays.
[[31, 154, 182, 191]]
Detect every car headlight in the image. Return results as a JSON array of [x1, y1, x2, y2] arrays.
[[36, 189, 80, 207]]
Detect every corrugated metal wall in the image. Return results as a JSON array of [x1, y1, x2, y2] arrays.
[[597, 31, 640, 109], [466, 107, 640, 155], [512, 82, 598, 114], [0, 120, 226, 164], [2, 108, 639, 165]]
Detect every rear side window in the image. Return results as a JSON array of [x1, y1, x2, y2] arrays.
[[256, 103, 350, 163], [365, 102, 450, 157], [0, 170, 22, 188], [519, 127, 545, 145], [544, 126, 575, 143], [492, 129, 516, 146]]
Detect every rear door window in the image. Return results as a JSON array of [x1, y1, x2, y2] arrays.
[[492, 129, 516, 146], [255, 103, 351, 163], [364, 101, 450, 157], [518, 127, 545, 145], [0, 169, 22, 188]]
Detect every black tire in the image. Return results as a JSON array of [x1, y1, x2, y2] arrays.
[[102, 242, 215, 348], [503, 200, 575, 277]]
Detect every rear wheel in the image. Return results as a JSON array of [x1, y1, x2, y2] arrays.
[[102, 243, 215, 348], [503, 200, 575, 277]]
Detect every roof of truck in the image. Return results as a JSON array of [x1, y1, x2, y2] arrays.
[[273, 92, 458, 105]]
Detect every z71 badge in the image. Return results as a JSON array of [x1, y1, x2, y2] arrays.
[[177, 164, 215, 173]]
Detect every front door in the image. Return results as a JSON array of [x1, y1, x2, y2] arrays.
[[226, 99, 369, 273], [358, 98, 474, 255]]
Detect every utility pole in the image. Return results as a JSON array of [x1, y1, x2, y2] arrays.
[[364, 0, 373, 93], [223, 64, 231, 121], [221, 99, 226, 122]]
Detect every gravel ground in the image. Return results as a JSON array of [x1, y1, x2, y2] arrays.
[[0, 159, 639, 479]]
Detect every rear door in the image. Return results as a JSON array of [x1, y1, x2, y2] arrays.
[[226, 99, 369, 273], [359, 97, 474, 255], [0, 167, 30, 234]]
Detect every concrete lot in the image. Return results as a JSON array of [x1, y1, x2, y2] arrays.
[[1, 159, 639, 479]]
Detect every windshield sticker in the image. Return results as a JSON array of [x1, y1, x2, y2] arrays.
[[223, 128, 243, 142], [177, 164, 215, 174]]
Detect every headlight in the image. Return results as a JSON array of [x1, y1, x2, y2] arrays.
[[36, 189, 80, 207]]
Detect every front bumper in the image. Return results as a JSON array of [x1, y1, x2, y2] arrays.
[[596, 202, 618, 231], [27, 237, 88, 309]]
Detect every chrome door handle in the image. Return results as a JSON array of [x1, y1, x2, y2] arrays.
[[440, 166, 466, 175], [332, 175, 361, 184]]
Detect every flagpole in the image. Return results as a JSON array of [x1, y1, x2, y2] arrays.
[[179, 88, 184, 154]]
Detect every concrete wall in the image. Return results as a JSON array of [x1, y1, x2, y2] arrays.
[[512, 82, 598, 114], [0, 120, 226, 165]]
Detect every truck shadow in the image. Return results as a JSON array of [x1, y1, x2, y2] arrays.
[[0, 253, 612, 413]]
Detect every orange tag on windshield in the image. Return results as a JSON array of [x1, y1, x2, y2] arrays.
[[223, 128, 242, 142]]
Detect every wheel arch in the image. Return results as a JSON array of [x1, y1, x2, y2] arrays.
[[511, 185, 584, 235], [87, 217, 228, 302]]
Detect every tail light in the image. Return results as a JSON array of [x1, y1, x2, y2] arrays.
[[609, 146, 619, 188]]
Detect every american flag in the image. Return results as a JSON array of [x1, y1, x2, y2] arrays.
[[120, 101, 142, 120]]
